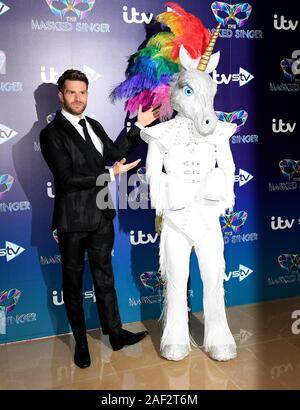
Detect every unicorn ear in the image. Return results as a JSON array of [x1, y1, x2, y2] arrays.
[[205, 51, 220, 74], [179, 45, 201, 70]]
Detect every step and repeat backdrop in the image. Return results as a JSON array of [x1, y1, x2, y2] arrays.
[[0, 0, 299, 343]]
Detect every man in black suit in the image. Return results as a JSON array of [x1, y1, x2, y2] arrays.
[[40, 69, 159, 368]]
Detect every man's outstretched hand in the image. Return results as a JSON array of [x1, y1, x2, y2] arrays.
[[113, 158, 141, 176], [137, 104, 160, 127]]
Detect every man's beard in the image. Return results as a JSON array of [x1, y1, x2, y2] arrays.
[[64, 101, 87, 116]]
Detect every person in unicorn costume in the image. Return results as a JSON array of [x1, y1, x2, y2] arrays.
[[112, 3, 237, 362]]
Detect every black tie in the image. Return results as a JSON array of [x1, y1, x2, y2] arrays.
[[78, 118, 94, 149]]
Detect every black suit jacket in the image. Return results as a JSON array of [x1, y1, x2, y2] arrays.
[[40, 110, 141, 232]]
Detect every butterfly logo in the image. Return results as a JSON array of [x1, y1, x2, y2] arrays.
[[279, 159, 300, 181], [215, 110, 248, 133], [280, 58, 296, 82], [45, 0, 95, 20], [211, 2, 252, 28], [52, 229, 59, 243], [278, 254, 300, 273], [140, 271, 164, 293], [221, 210, 248, 233], [0, 289, 21, 314], [0, 174, 14, 196]]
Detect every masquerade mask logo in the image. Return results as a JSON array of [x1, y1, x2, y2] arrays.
[[137, 167, 148, 185], [221, 210, 248, 233], [278, 254, 300, 273], [281, 58, 294, 82], [0, 174, 14, 196], [280, 54, 300, 82], [215, 110, 248, 133], [45, 0, 95, 20], [46, 113, 56, 124], [132, 167, 149, 191], [0, 288, 21, 314], [52, 229, 59, 243], [140, 271, 164, 293], [279, 159, 300, 181], [211, 2, 252, 27]]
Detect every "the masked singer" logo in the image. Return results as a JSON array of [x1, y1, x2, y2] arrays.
[[280, 50, 300, 83], [210, 2, 262, 39], [221, 210, 248, 234], [32, 0, 110, 33], [268, 159, 300, 192], [218, 110, 258, 145], [270, 50, 300, 92], [268, 254, 300, 287]]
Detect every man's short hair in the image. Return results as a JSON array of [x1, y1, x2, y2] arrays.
[[57, 69, 89, 92]]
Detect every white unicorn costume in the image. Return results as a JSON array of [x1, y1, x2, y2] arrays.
[[111, 3, 238, 362], [140, 29, 237, 362]]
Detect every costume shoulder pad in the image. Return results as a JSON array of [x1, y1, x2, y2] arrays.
[[140, 119, 178, 150]]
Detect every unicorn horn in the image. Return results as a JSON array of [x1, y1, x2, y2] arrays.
[[198, 23, 221, 72]]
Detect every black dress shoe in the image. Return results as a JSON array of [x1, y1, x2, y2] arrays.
[[109, 328, 149, 351], [74, 343, 91, 368]]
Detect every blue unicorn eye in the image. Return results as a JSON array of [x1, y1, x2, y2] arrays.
[[183, 85, 193, 96]]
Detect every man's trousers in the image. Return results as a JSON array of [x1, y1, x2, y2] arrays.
[[57, 215, 122, 343]]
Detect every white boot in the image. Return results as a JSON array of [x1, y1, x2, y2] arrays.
[[161, 344, 190, 361], [206, 344, 237, 361]]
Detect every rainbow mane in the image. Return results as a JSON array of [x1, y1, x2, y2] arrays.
[[110, 2, 211, 121]]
